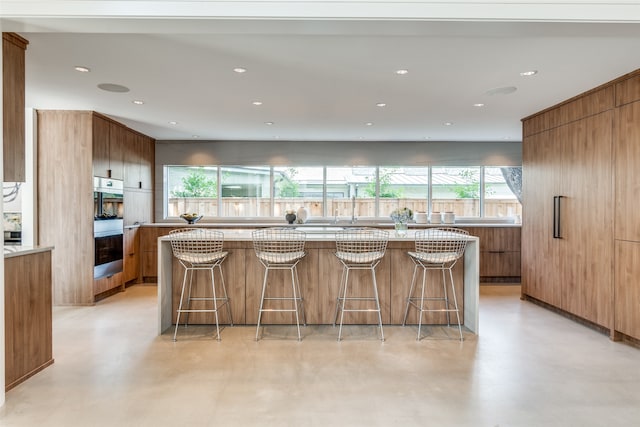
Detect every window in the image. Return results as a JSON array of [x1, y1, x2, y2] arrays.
[[378, 167, 429, 218], [220, 166, 270, 217], [166, 166, 218, 217], [163, 165, 521, 220], [326, 166, 375, 219], [484, 167, 522, 218], [432, 167, 480, 217], [273, 167, 324, 217]]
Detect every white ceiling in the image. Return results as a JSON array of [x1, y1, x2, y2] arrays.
[[4, 3, 640, 142]]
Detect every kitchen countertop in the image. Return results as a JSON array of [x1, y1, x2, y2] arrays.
[[3, 245, 54, 259], [143, 221, 521, 228]]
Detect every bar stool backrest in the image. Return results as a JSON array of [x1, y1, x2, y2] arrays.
[[414, 227, 468, 265], [252, 228, 306, 264], [168, 228, 225, 264], [335, 228, 389, 264]]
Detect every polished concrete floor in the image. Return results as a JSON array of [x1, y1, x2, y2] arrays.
[[1, 284, 639, 426]]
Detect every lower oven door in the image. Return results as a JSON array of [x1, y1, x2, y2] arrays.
[[94, 232, 124, 279]]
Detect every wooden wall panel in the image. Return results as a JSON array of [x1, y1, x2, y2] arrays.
[[5, 251, 54, 391], [614, 101, 640, 242], [614, 240, 640, 340], [615, 74, 640, 107], [2, 33, 28, 182], [523, 86, 614, 137], [37, 111, 95, 305], [561, 112, 613, 327]]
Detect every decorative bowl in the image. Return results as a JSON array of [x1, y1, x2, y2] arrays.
[[180, 213, 203, 224]]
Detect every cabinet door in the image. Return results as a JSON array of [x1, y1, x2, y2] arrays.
[[92, 115, 110, 178], [521, 129, 562, 306], [561, 112, 613, 327], [123, 130, 141, 188], [123, 227, 140, 283], [108, 122, 125, 180], [3, 33, 28, 182], [140, 135, 154, 190], [614, 240, 640, 340], [615, 101, 640, 241]]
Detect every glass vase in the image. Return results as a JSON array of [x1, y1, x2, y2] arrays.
[[394, 222, 408, 237]]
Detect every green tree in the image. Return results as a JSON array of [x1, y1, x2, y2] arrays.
[[171, 168, 217, 197], [451, 169, 479, 199], [364, 169, 402, 198], [275, 168, 300, 197]]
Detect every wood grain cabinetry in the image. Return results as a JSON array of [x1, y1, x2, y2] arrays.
[[38, 110, 154, 304], [463, 227, 520, 280], [124, 227, 140, 284], [5, 249, 54, 391], [124, 132, 154, 190], [140, 226, 172, 281], [523, 110, 614, 329], [3, 32, 29, 182]]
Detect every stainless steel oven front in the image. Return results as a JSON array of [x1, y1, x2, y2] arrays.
[[94, 219, 124, 279]]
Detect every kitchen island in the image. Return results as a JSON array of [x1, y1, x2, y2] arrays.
[[4, 245, 54, 391], [157, 228, 479, 336]]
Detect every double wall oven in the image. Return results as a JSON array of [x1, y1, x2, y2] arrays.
[[93, 177, 124, 279]]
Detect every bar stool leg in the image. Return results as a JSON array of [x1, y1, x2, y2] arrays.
[[255, 267, 270, 341], [448, 267, 464, 341], [184, 269, 194, 327], [417, 266, 428, 341], [173, 268, 189, 342], [293, 265, 306, 326], [210, 268, 221, 341], [370, 267, 385, 342], [290, 267, 302, 341], [402, 264, 420, 326], [333, 265, 347, 326], [337, 267, 350, 341], [217, 263, 233, 326], [441, 268, 451, 326]]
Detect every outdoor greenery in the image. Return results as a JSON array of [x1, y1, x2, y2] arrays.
[[274, 168, 300, 197], [364, 169, 402, 198], [451, 169, 479, 199], [171, 168, 217, 198]]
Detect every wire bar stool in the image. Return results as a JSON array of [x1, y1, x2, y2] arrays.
[[168, 228, 233, 341], [252, 228, 307, 341], [402, 227, 468, 341], [333, 228, 389, 341]]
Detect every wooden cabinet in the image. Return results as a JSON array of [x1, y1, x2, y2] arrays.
[[522, 93, 614, 330], [5, 249, 54, 391], [38, 110, 154, 304], [463, 227, 521, 280], [140, 226, 172, 281], [3, 32, 29, 182], [124, 133, 154, 190], [614, 100, 640, 242], [614, 241, 640, 340], [124, 227, 140, 284]]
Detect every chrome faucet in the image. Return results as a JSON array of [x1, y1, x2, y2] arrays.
[[333, 209, 339, 224], [351, 195, 357, 223]]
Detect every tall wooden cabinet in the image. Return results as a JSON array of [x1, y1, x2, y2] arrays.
[[3, 32, 29, 182], [37, 110, 154, 304], [523, 69, 640, 341]]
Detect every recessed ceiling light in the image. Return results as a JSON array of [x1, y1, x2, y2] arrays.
[[132, 100, 144, 105], [376, 103, 387, 107], [473, 103, 485, 107], [503, 136, 511, 140], [97, 83, 130, 93], [74, 66, 90, 73], [424, 136, 431, 140], [520, 70, 538, 76], [168, 121, 178, 125], [192, 135, 200, 139], [395, 69, 409, 75], [233, 67, 247, 73], [265, 121, 274, 126], [365, 122, 374, 126], [444, 122, 453, 126], [252, 101, 263, 106]]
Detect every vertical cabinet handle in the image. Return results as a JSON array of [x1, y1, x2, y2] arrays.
[[553, 196, 563, 238]]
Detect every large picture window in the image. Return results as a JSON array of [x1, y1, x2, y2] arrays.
[[164, 165, 521, 220]]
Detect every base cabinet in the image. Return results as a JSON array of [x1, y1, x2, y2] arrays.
[[124, 227, 140, 284], [463, 227, 520, 280], [4, 250, 54, 391]]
